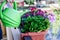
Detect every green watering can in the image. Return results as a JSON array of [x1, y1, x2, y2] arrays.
[[0, 0, 30, 28]]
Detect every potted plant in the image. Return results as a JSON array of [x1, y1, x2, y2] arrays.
[[20, 9, 51, 40]]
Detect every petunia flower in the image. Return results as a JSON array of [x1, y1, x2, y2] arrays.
[[48, 13, 56, 23]]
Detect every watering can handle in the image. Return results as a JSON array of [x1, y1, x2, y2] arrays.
[[12, 0, 17, 10], [0, 0, 17, 19], [0, 0, 6, 10], [0, 0, 6, 19], [0, 0, 17, 11]]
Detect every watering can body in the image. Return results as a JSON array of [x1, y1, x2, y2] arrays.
[[0, 1, 30, 28], [2, 8, 20, 27]]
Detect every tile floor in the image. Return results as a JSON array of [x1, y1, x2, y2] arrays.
[[46, 27, 60, 40]]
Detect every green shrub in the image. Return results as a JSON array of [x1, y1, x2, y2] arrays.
[[21, 15, 50, 33]]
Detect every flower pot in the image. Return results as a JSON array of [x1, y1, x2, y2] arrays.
[[20, 30, 47, 40]]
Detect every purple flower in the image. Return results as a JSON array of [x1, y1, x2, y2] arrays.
[[48, 13, 55, 23], [36, 9, 45, 16], [26, 13, 30, 16], [29, 7, 36, 11]]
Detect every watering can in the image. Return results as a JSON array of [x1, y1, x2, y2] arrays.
[[0, 0, 30, 28]]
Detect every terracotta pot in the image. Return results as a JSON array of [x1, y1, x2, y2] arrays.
[[20, 30, 47, 40]]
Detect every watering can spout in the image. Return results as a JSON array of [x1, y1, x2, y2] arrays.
[[20, 10, 30, 17]]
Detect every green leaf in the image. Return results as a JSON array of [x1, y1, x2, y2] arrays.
[[21, 15, 50, 33]]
